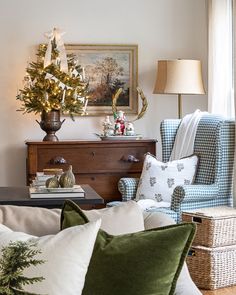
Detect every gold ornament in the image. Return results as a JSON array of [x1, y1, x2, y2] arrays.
[[134, 87, 148, 121], [112, 88, 123, 115], [112, 87, 148, 122]]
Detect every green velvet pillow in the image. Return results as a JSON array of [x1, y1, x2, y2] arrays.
[[61, 200, 196, 295]]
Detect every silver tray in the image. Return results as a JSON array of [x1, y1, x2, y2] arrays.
[[96, 134, 142, 141], [35, 185, 83, 193]]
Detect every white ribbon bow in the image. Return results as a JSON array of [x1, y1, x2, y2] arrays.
[[44, 28, 68, 73], [45, 73, 72, 89]]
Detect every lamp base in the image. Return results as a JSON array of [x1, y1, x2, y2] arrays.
[[178, 94, 182, 119]]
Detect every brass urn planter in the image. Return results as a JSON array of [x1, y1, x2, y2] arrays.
[[36, 110, 65, 141]]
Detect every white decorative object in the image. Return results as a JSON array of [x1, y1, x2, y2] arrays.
[[82, 98, 88, 115], [0, 220, 101, 295], [100, 114, 142, 139], [125, 122, 135, 136], [82, 67, 86, 80], [102, 116, 114, 136], [44, 27, 68, 73], [136, 153, 198, 203]]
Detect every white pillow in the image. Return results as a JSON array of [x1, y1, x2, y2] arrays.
[[0, 220, 101, 295], [81, 200, 145, 235], [136, 153, 198, 203]]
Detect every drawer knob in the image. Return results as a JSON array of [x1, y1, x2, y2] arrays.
[[49, 156, 67, 164], [120, 155, 140, 163]]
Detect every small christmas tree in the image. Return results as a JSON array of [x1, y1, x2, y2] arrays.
[[16, 28, 89, 120], [0, 240, 45, 295]]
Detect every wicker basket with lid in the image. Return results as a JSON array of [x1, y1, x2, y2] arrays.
[[182, 206, 236, 247]]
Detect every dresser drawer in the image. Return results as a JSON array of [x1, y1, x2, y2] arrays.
[[36, 145, 150, 173]]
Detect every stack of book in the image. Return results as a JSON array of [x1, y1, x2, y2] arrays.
[[30, 169, 85, 199], [32, 174, 51, 187], [30, 185, 85, 199], [32, 169, 63, 187]]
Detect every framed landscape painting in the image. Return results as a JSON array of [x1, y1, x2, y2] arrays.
[[66, 44, 138, 116]]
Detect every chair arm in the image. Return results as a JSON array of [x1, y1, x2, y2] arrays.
[[118, 178, 139, 201], [171, 184, 219, 208]]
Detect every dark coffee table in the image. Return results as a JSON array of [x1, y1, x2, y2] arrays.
[[0, 185, 104, 209]]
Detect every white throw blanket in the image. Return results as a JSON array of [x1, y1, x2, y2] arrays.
[[169, 109, 206, 161], [137, 199, 170, 211]]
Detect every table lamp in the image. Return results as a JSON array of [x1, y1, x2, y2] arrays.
[[153, 59, 205, 118]]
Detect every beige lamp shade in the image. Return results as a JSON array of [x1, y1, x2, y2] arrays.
[[153, 59, 205, 95]]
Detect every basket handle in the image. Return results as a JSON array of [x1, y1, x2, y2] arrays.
[[192, 216, 202, 223], [188, 249, 196, 257]]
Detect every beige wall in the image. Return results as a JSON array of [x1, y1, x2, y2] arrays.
[[0, 0, 207, 186]]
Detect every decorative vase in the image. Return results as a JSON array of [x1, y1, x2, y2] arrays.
[[37, 110, 65, 142], [59, 165, 75, 188]]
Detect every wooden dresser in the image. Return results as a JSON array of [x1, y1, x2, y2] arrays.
[[26, 139, 156, 203]]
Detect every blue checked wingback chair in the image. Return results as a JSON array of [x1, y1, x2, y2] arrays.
[[118, 114, 235, 222]]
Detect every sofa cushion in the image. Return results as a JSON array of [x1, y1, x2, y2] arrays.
[[0, 205, 61, 236], [61, 200, 196, 295], [136, 153, 198, 203], [0, 201, 144, 237], [0, 220, 101, 295], [61, 200, 145, 235]]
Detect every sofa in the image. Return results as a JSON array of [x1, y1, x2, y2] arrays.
[[0, 203, 201, 295]]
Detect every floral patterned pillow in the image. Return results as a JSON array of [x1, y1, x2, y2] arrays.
[[136, 153, 198, 203]]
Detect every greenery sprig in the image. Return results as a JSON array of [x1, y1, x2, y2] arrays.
[[0, 240, 45, 295]]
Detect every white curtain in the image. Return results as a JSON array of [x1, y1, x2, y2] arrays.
[[233, 0, 236, 207], [208, 0, 234, 118]]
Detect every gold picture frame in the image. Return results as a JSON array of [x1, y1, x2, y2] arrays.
[[66, 44, 138, 116]]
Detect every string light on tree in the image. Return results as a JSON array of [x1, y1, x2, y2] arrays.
[[16, 28, 89, 120]]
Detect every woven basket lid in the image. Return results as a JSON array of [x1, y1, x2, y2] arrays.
[[183, 206, 236, 219]]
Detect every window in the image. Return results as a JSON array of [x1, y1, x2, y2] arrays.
[[208, 0, 234, 118]]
